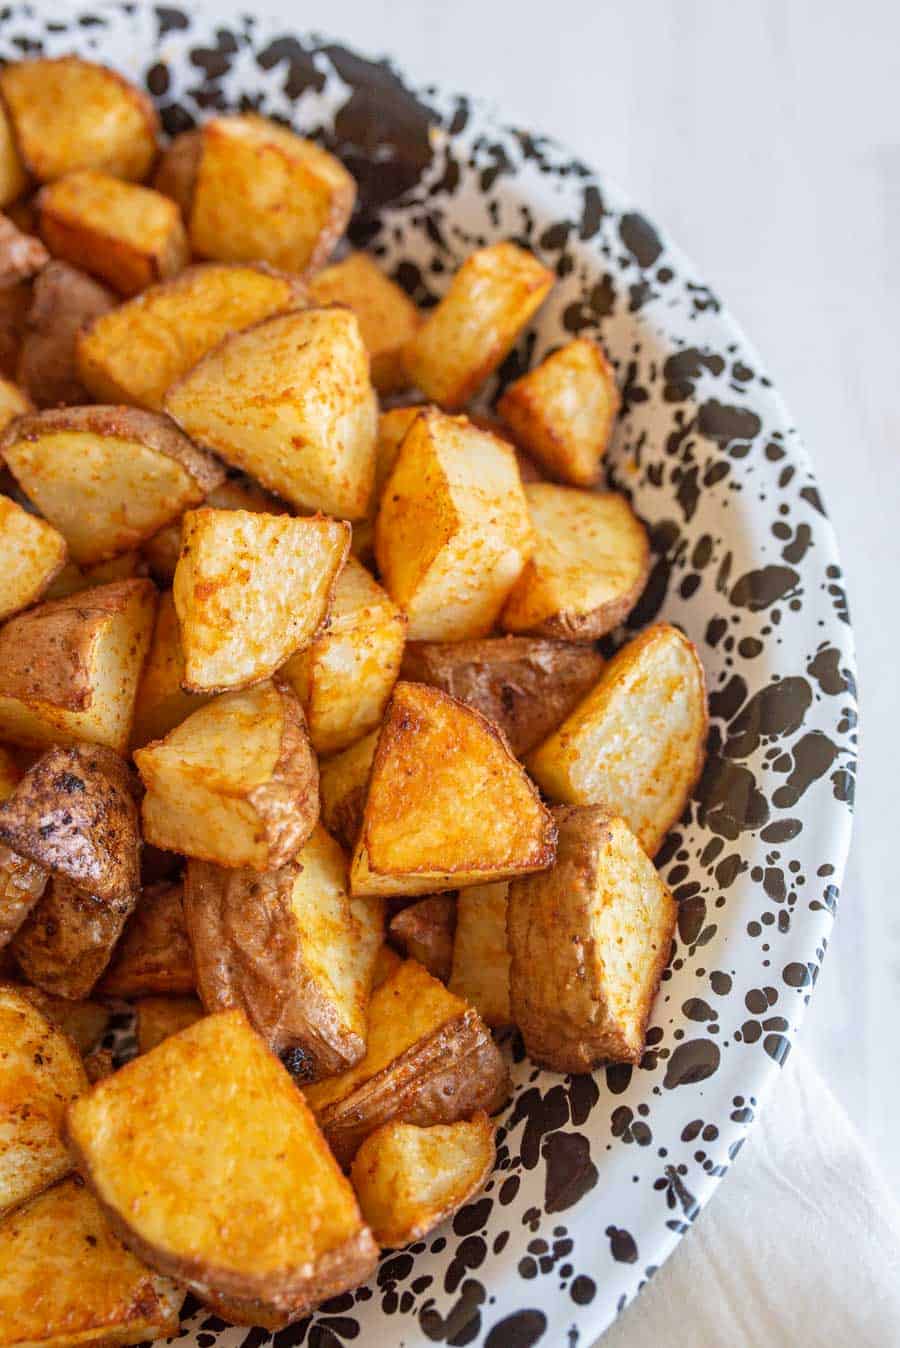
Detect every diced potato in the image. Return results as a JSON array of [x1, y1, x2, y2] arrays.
[[281, 557, 406, 756], [0, 494, 67, 620], [528, 623, 708, 856], [389, 896, 456, 982], [44, 551, 145, 603], [310, 253, 420, 393], [498, 337, 621, 486], [135, 995, 203, 1054], [501, 484, 649, 640], [448, 882, 511, 1028], [130, 590, 212, 749], [0, 211, 49, 286], [18, 261, 116, 407], [350, 682, 556, 898], [2, 406, 225, 566], [165, 307, 377, 520], [0, 100, 26, 207], [319, 729, 377, 851], [134, 680, 318, 871], [100, 880, 194, 998], [350, 404, 423, 562], [77, 262, 307, 412], [0, 578, 157, 752], [375, 409, 534, 641], [508, 807, 676, 1070], [403, 242, 553, 409], [12, 876, 136, 999], [351, 1113, 494, 1248], [11, 984, 110, 1054], [66, 1008, 379, 1316], [174, 509, 349, 693]]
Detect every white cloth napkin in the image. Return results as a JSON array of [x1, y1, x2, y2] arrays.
[[599, 1050, 900, 1347]]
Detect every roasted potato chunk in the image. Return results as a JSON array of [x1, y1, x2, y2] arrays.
[[0, 494, 67, 621], [305, 959, 509, 1168], [310, 252, 420, 394], [351, 1113, 494, 1249], [371, 942, 404, 989], [135, 995, 203, 1054], [174, 509, 349, 693], [501, 485, 649, 640], [0, 101, 26, 208], [18, 261, 116, 407], [77, 262, 306, 411], [508, 807, 676, 1070], [349, 404, 424, 562], [0, 211, 49, 286], [12, 875, 137, 999], [375, 409, 533, 641], [401, 635, 604, 758], [319, 729, 377, 851], [134, 680, 318, 871], [448, 882, 511, 1028], [0, 578, 157, 752], [10, 984, 110, 1054], [166, 306, 377, 519], [389, 896, 456, 982], [2, 406, 225, 565], [0, 985, 87, 1216], [528, 623, 708, 856], [282, 557, 406, 756], [351, 682, 556, 898], [403, 242, 553, 409], [130, 590, 212, 749], [66, 1008, 379, 1316], [100, 880, 194, 998], [152, 128, 200, 216], [0, 745, 47, 948]]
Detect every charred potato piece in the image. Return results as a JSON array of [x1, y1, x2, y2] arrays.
[[309, 252, 420, 394], [349, 404, 424, 562], [130, 590, 213, 749], [528, 623, 708, 856], [12, 875, 137, 999], [135, 995, 203, 1054], [389, 896, 456, 982], [0, 494, 67, 621], [0, 211, 49, 286], [448, 882, 511, 1028], [100, 880, 194, 999], [403, 242, 553, 409], [18, 261, 116, 407], [319, 730, 377, 852], [66, 1008, 379, 1317], [10, 983, 110, 1054], [0, 101, 26, 208]]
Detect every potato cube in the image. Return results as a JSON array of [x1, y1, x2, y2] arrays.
[[389, 896, 456, 982], [100, 880, 194, 999], [12, 873, 138, 999], [18, 261, 116, 408], [448, 882, 511, 1028], [0, 211, 49, 286], [135, 995, 203, 1054], [310, 252, 420, 393], [319, 729, 377, 851], [130, 590, 212, 749], [0, 100, 26, 207], [0, 494, 67, 620]]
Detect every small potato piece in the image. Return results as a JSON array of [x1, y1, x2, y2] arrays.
[[498, 337, 621, 486], [403, 242, 553, 410], [319, 730, 377, 851], [152, 129, 201, 216], [43, 551, 144, 603], [18, 261, 116, 407], [375, 410, 534, 641], [389, 896, 456, 982], [401, 635, 604, 758], [66, 1008, 379, 1315], [0, 578, 157, 752], [508, 807, 676, 1070], [12, 875, 138, 999], [0, 212, 49, 286], [501, 485, 649, 640], [100, 880, 193, 998], [350, 404, 424, 562], [351, 1113, 494, 1248], [134, 680, 318, 871], [165, 307, 377, 520], [351, 682, 556, 898], [305, 960, 509, 1168], [135, 995, 203, 1054], [528, 623, 708, 857], [310, 253, 420, 394], [448, 883, 511, 1028], [77, 262, 306, 412], [10, 984, 110, 1054], [0, 985, 87, 1216], [0, 494, 67, 620], [2, 406, 225, 566], [130, 590, 212, 749], [371, 943, 403, 989], [0, 101, 26, 208], [174, 509, 350, 693], [0, 373, 30, 427], [282, 557, 406, 756]]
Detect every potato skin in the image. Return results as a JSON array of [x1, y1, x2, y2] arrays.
[[0, 843, 47, 949], [18, 260, 116, 407], [389, 896, 456, 982], [100, 879, 194, 998]]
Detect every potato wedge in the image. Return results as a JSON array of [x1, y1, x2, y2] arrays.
[[403, 242, 553, 409], [319, 729, 378, 851], [0, 211, 49, 286], [12, 875, 137, 999], [281, 556, 406, 755], [0, 578, 157, 752], [389, 896, 456, 982], [0, 985, 87, 1216], [528, 623, 708, 856], [10, 984, 110, 1054], [165, 306, 377, 520], [77, 262, 306, 412], [130, 590, 212, 749], [174, 509, 350, 693], [375, 409, 533, 641], [0, 100, 26, 208], [134, 680, 318, 871], [100, 880, 193, 999], [135, 995, 203, 1054], [18, 261, 116, 407], [349, 404, 424, 562], [448, 882, 511, 1028], [305, 959, 509, 1168], [351, 1113, 494, 1248], [310, 252, 420, 394], [66, 1008, 379, 1315], [350, 682, 556, 898], [501, 484, 649, 640], [508, 807, 676, 1070], [400, 635, 605, 758], [2, 406, 225, 565], [0, 494, 67, 621]]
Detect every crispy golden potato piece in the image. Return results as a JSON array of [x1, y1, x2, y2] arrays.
[[0, 746, 47, 949], [349, 404, 424, 562], [100, 880, 193, 998], [2, 405, 224, 566], [184, 828, 383, 1077], [389, 896, 456, 982], [448, 882, 511, 1028], [0, 578, 157, 752], [319, 729, 377, 852], [135, 995, 203, 1054], [130, 590, 212, 749], [282, 557, 406, 756], [66, 1008, 379, 1315], [351, 1113, 494, 1249], [498, 337, 621, 486], [0, 284, 30, 380], [10, 984, 110, 1054], [135, 680, 318, 871], [166, 307, 377, 520], [0, 494, 67, 621], [351, 682, 556, 898], [528, 623, 708, 856], [310, 253, 420, 394], [18, 261, 116, 407], [508, 807, 676, 1070], [401, 635, 604, 758], [174, 509, 350, 693], [305, 960, 508, 1168], [12, 874, 138, 999], [0, 211, 49, 286], [43, 551, 145, 603], [403, 243, 553, 409], [78, 262, 306, 412], [0, 985, 87, 1216], [375, 410, 533, 641], [0, 101, 25, 208], [501, 484, 649, 640]]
